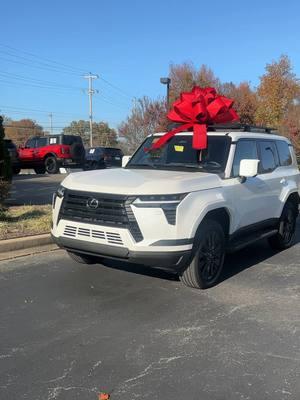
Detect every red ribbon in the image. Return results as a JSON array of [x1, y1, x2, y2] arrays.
[[149, 86, 239, 151]]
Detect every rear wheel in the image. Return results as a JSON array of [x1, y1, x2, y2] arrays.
[[45, 156, 59, 174], [34, 166, 46, 174], [67, 251, 98, 264], [13, 167, 21, 175], [180, 219, 225, 289], [268, 201, 298, 250]]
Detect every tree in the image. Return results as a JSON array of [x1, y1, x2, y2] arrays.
[[255, 55, 300, 128], [280, 103, 300, 155], [0, 116, 12, 209], [4, 119, 44, 146], [118, 97, 167, 154], [169, 62, 220, 104], [62, 120, 118, 147], [220, 82, 258, 124]]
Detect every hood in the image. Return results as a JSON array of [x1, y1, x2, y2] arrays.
[[62, 168, 221, 195]]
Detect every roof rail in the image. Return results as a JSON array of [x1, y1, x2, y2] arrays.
[[166, 122, 278, 134], [207, 123, 278, 134]]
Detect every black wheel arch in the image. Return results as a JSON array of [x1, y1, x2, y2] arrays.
[[193, 208, 231, 249], [286, 192, 300, 214], [43, 152, 57, 160]]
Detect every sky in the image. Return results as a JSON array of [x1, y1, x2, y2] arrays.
[[0, 0, 300, 133]]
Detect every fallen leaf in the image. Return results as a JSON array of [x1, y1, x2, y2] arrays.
[[98, 393, 110, 400]]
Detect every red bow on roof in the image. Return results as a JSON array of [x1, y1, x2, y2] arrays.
[[149, 86, 239, 151]]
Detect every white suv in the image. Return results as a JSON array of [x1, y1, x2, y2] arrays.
[[51, 125, 300, 289]]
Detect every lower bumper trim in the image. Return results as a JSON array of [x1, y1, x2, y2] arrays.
[[52, 235, 191, 271]]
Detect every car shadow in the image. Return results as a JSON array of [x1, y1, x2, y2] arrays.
[[100, 220, 300, 285]]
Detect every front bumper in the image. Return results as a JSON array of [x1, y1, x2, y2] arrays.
[[52, 235, 191, 272]]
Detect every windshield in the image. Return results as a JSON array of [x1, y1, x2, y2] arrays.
[[127, 135, 231, 173]]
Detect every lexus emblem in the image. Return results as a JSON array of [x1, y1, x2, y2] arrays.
[[87, 197, 99, 209]]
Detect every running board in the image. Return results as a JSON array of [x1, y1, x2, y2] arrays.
[[227, 229, 278, 253]]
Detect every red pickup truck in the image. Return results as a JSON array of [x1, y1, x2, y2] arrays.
[[18, 134, 85, 174]]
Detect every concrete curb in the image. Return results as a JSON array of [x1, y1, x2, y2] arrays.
[[0, 233, 55, 253]]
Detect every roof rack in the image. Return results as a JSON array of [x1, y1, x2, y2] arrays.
[[166, 122, 278, 134], [207, 123, 278, 134]]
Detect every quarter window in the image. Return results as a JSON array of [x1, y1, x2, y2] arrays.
[[276, 140, 292, 166], [258, 141, 279, 173], [232, 140, 258, 177]]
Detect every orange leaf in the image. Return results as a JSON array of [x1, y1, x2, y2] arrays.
[[98, 393, 110, 400]]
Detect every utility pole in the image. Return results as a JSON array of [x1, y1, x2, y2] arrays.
[[83, 73, 99, 147], [49, 113, 53, 134]]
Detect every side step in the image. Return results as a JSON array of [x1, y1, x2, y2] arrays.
[[227, 229, 278, 253]]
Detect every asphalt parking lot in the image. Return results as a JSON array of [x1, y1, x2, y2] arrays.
[[8, 173, 69, 205], [0, 227, 299, 399]]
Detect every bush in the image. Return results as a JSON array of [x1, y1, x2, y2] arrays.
[[0, 116, 11, 209]]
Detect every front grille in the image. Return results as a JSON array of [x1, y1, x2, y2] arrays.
[[63, 225, 124, 245], [59, 190, 143, 242]]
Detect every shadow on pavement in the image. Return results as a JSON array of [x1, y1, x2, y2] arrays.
[[97, 220, 300, 285]]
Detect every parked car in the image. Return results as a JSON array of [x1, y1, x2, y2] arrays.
[[84, 147, 123, 170], [4, 139, 21, 174], [52, 124, 300, 289], [18, 134, 85, 174]]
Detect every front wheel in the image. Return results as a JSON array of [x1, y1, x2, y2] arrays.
[[180, 219, 225, 289], [268, 202, 298, 250], [67, 251, 98, 265], [45, 156, 59, 174]]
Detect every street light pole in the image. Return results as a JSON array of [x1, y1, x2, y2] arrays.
[[84, 73, 99, 147], [160, 77, 171, 109]]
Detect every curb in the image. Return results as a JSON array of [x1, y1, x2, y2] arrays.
[[0, 233, 55, 253]]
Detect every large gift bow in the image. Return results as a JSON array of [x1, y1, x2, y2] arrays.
[[150, 86, 239, 151]]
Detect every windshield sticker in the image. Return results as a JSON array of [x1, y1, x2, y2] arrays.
[[89, 149, 95, 154], [174, 145, 184, 152], [50, 138, 57, 144]]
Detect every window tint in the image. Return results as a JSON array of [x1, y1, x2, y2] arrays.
[[62, 135, 82, 145], [36, 137, 47, 147], [25, 138, 36, 148], [276, 140, 292, 166], [258, 141, 279, 173], [232, 140, 258, 177]]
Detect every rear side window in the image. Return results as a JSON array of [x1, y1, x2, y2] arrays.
[[62, 135, 82, 145], [258, 141, 279, 173], [276, 140, 292, 166], [36, 137, 47, 147], [232, 140, 258, 177], [25, 138, 37, 148]]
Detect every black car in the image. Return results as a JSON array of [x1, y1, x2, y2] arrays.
[[84, 147, 123, 170], [4, 139, 21, 174]]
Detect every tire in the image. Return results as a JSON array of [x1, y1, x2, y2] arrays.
[[13, 167, 21, 175], [180, 219, 225, 289], [45, 156, 59, 174], [268, 201, 298, 250], [70, 143, 85, 161], [34, 166, 46, 174], [67, 251, 98, 265]]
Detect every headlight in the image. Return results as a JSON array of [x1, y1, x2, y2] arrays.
[[56, 185, 65, 198], [136, 193, 187, 202], [133, 193, 187, 208]]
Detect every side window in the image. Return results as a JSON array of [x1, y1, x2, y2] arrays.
[[25, 138, 36, 148], [258, 141, 279, 173], [36, 137, 47, 148], [276, 140, 292, 166], [232, 140, 258, 177]]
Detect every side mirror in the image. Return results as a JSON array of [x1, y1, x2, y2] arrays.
[[239, 159, 259, 182], [122, 155, 131, 167]]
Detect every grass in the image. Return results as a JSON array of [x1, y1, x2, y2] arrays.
[[0, 205, 52, 240]]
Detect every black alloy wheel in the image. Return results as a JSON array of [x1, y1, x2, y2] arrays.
[[45, 156, 59, 174], [269, 201, 297, 250], [180, 219, 225, 289]]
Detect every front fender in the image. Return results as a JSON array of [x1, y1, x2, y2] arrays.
[[177, 189, 233, 239]]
